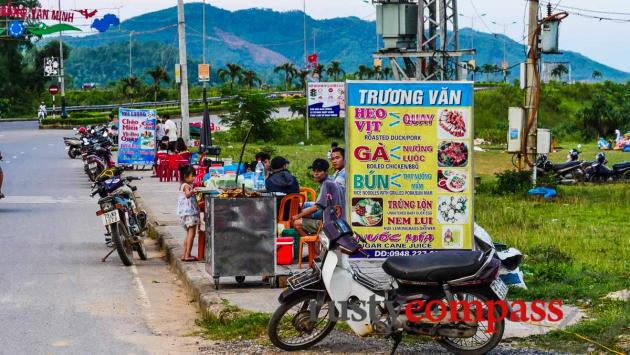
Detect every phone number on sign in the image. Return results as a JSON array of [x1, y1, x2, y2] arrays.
[[354, 250, 439, 258]]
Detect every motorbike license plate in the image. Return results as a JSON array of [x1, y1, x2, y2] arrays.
[[101, 210, 120, 226], [490, 278, 508, 300], [89, 163, 97, 169]]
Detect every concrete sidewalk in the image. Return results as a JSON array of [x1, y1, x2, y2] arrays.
[[133, 169, 584, 338]]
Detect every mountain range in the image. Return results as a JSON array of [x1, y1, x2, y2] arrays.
[[59, 3, 629, 86]]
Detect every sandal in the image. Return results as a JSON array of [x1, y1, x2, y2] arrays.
[[0, 193, 5, 199], [181, 256, 198, 262]]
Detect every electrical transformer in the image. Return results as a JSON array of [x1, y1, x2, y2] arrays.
[[376, 1, 418, 49]]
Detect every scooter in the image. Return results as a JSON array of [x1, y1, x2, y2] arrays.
[[63, 134, 82, 159], [585, 152, 630, 183], [536, 153, 587, 184], [268, 203, 510, 355]]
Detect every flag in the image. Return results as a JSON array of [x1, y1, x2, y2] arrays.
[[307, 53, 318, 63]]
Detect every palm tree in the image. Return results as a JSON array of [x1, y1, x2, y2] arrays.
[[120, 76, 141, 102], [382, 67, 393, 80], [241, 69, 262, 89], [326, 61, 345, 81], [295, 70, 310, 90], [592, 70, 602, 81], [313, 63, 326, 81], [355, 64, 370, 80], [372, 65, 383, 80], [274, 62, 297, 91], [481, 64, 495, 82], [146, 65, 169, 103], [550, 64, 569, 81], [217, 63, 243, 91]]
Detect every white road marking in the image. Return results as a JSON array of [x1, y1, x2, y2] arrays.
[[20, 152, 24, 154], [130, 264, 156, 331], [32, 147, 38, 150], [12, 156, 16, 159]]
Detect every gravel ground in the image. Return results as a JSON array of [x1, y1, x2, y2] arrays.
[[199, 330, 561, 354]]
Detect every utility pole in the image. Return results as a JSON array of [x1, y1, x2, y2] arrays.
[[177, 0, 190, 142], [202, 0, 212, 148], [303, 0, 310, 141], [129, 32, 132, 77], [58, 0, 67, 118], [459, 13, 485, 81], [525, 0, 539, 182]]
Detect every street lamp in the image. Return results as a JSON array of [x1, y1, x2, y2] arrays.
[[492, 20, 517, 82], [458, 13, 485, 81]]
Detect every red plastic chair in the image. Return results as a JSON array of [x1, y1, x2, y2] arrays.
[[179, 151, 192, 162], [167, 156, 189, 182], [155, 152, 169, 178], [193, 165, 207, 188], [277, 194, 306, 228]]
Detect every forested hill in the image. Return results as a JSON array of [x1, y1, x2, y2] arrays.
[[60, 3, 628, 86]]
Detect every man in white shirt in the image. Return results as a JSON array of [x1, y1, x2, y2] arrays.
[[331, 147, 346, 189], [163, 115, 178, 151]]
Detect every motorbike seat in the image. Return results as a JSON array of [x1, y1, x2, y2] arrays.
[[613, 162, 630, 171], [551, 161, 582, 171], [382, 250, 485, 282]]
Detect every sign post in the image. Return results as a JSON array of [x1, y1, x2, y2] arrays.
[[198, 64, 210, 82], [49, 85, 59, 119], [346, 81, 475, 257]]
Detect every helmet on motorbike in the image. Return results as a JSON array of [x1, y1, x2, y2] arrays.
[[78, 127, 87, 134], [596, 152, 606, 164], [569, 149, 579, 161]]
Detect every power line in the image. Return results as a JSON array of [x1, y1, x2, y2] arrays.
[[555, 4, 630, 17], [469, 0, 494, 33]]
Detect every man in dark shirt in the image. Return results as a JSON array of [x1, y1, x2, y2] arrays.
[[265, 156, 299, 194], [292, 158, 345, 237]]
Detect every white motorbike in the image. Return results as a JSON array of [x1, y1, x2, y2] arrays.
[[268, 204, 511, 354]]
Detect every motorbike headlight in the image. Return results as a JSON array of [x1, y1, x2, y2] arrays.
[[319, 232, 330, 251]]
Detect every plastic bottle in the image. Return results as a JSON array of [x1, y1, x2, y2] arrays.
[[255, 161, 265, 190]]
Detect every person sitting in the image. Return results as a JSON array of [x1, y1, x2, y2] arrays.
[[265, 156, 299, 194], [174, 137, 187, 154], [292, 159, 345, 237]]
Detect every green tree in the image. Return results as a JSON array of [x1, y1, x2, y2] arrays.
[[289, 101, 306, 118], [119, 76, 142, 102], [372, 65, 383, 80], [326, 61, 345, 81], [274, 62, 296, 91], [550, 64, 569, 81], [241, 69, 261, 89], [382, 67, 393, 80], [481, 64, 495, 82], [221, 93, 279, 140], [592, 70, 603, 81], [146, 65, 169, 103], [294, 70, 310, 89], [313, 64, 326, 81], [217, 63, 243, 91], [355, 64, 370, 80]]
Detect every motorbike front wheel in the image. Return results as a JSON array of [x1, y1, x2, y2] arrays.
[[268, 293, 336, 351], [437, 290, 505, 355], [111, 222, 134, 266], [134, 239, 148, 260]]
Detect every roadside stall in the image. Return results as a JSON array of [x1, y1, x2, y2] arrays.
[[196, 164, 303, 289]]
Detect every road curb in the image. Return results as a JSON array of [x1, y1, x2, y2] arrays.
[[138, 196, 229, 319]]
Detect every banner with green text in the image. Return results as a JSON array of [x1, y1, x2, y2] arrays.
[[346, 81, 474, 258]]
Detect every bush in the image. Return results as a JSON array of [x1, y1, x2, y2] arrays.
[[41, 117, 108, 126], [493, 169, 531, 195]]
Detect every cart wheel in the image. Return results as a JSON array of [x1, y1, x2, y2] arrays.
[[214, 277, 220, 290], [235, 276, 245, 284]]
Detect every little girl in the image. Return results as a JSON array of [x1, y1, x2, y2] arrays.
[[177, 165, 200, 261]]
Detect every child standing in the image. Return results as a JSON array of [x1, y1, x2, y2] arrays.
[[177, 165, 200, 261]]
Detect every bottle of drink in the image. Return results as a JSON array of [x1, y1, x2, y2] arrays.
[[255, 161, 265, 190]]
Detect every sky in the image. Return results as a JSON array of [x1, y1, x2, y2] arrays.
[[44, 0, 630, 72]]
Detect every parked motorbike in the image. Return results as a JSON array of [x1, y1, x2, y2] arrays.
[[536, 152, 588, 184], [268, 203, 511, 355], [91, 167, 148, 266], [585, 152, 630, 183], [82, 134, 114, 181]]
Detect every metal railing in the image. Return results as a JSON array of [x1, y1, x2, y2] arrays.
[[47, 90, 304, 113]]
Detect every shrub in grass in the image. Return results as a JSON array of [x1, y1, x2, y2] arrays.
[[493, 169, 531, 195]]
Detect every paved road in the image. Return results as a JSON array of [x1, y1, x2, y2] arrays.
[[0, 122, 203, 354]]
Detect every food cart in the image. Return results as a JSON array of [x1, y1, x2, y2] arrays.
[[201, 189, 296, 289]]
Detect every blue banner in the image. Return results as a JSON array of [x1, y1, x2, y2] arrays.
[[117, 108, 157, 165], [346, 81, 473, 107]]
